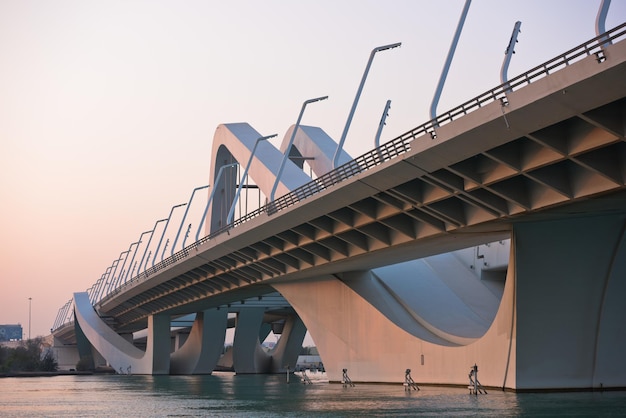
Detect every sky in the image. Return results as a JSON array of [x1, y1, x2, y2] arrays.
[[1, 0, 625, 339]]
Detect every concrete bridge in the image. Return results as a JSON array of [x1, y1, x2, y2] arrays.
[[51, 24, 626, 391]]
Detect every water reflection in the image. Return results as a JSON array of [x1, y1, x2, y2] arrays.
[[1, 374, 625, 417]]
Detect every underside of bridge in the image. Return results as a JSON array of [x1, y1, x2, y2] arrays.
[[53, 27, 626, 391]]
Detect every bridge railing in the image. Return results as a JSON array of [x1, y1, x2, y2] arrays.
[[99, 21, 626, 303], [52, 298, 74, 331], [54, 23, 626, 330]]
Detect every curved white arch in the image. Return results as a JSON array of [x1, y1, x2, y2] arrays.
[[279, 124, 352, 177], [73, 292, 170, 374], [341, 248, 503, 346], [206, 123, 312, 234], [271, 243, 517, 387]]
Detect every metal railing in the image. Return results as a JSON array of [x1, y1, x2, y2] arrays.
[[53, 23, 626, 331], [52, 298, 74, 331]]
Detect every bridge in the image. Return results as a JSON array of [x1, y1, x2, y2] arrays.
[[51, 24, 626, 391]]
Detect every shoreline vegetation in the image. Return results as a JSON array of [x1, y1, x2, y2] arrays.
[[0, 370, 95, 378], [0, 337, 59, 376]]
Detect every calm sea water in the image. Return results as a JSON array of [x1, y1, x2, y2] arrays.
[[1, 373, 625, 417]]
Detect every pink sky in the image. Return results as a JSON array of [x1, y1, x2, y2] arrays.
[[1, 0, 624, 338]]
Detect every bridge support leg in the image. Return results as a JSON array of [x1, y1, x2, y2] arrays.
[[274, 211, 626, 390], [268, 314, 307, 373], [74, 319, 96, 370], [73, 292, 173, 375], [232, 308, 271, 374], [513, 213, 626, 390], [148, 314, 171, 375], [170, 309, 228, 374]]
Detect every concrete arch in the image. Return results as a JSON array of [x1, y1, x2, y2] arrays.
[[354, 248, 504, 345], [301, 242, 507, 348], [273, 213, 626, 390], [272, 248, 517, 387], [207, 123, 312, 234], [73, 292, 170, 375], [279, 125, 352, 176]]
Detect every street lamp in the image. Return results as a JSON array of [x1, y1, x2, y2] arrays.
[[374, 99, 392, 150], [90, 275, 106, 304], [333, 42, 401, 169], [429, 0, 471, 123], [152, 202, 187, 267], [28, 297, 32, 340], [228, 134, 277, 223], [137, 219, 168, 274], [271, 96, 328, 202], [500, 21, 522, 93], [104, 250, 131, 296], [95, 266, 114, 303], [195, 162, 238, 242], [112, 242, 139, 289], [123, 230, 153, 283], [596, 0, 612, 47], [104, 248, 130, 295], [171, 185, 209, 257]]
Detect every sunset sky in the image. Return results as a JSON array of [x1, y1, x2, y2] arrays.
[[1, 0, 624, 338]]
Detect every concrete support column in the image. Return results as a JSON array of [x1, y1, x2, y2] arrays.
[[174, 332, 189, 350], [51, 335, 81, 371], [232, 308, 270, 374], [147, 314, 171, 375], [74, 318, 95, 370], [170, 309, 228, 374], [74, 319, 106, 369], [513, 213, 626, 390], [268, 314, 307, 373]]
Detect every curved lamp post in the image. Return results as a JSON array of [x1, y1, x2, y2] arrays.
[[98, 255, 127, 302], [333, 42, 401, 169], [123, 230, 153, 283], [596, 0, 612, 47], [171, 185, 209, 256], [271, 96, 327, 202], [91, 265, 112, 305], [104, 249, 131, 295], [194, 162, 238, 243], [137, 219, 168, 274], [500, 21, 522, 93], [112, 241, 139, 289], [374, 99, 392, 150], [152, 203, 186, 267], [98, 266, 114, 303], [90, 275, 106, 304], [228, 134, 277, 223], [429, 0, 471, 124]]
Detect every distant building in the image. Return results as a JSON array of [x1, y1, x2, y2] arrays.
[[0, 324, 23, 341]]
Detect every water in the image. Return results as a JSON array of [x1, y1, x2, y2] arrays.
[[1, 373, 625, 417]]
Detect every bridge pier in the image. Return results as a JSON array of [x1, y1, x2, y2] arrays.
[[170, 309, 228, 374], [268, 314, 307, 373], [514, 212, 626, 390], [274, 211, 626, 390], [231, 308, 271, 374]]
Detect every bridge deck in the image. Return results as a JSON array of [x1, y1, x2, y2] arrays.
[[50, 26, 626, 335]]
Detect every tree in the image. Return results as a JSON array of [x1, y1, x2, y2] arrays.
[[40, 349, 58, 372], [0, 337, 58, 373]]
